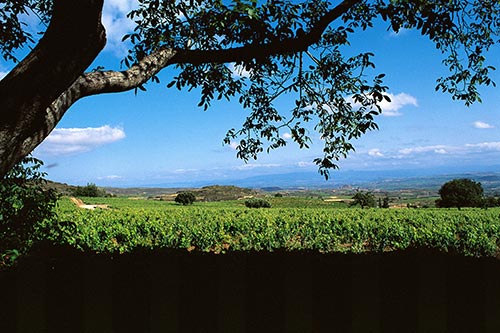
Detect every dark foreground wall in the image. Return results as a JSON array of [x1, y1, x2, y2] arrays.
[[1, 247, 500, 333]]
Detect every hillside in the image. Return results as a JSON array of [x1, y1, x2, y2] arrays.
[[153, 185, 258, 202], [44, 181, 259, 202], [43, 180, 78, 196], [194, 185, 257, 201]]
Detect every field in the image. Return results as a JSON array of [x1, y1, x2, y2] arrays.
[[47, 196, 500, 257]]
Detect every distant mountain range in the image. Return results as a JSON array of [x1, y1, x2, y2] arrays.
[[232, 171, 500, 193], [140, 167, 500, 194], [49, 169, 500, 198]]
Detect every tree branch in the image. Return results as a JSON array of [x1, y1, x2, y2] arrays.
[[173, 0, 362, 65], [39, 47, 177, 135], [77, 0, 361, 96], [80, 49, 178, 96]]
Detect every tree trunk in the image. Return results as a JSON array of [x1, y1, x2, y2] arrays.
[[0, 0, 106, 177]]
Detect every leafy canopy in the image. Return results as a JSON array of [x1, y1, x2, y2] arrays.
[[175, 191, 197, 205], [350, 191, 376, 208], [72, 183, 107, 197], [437, 178, 484, 208], [2, 0, 499, 177], [0, 156, 58, 267]]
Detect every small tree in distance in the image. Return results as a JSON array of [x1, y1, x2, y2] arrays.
[[175, 192, 196, 206], [381, 195, 390, 209], [351, 192, 376, 209], [436, 178, 484, 208]]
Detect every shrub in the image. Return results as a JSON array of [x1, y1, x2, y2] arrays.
[[72, 183, 107, 197], [175, 192, 196, 205], [245, 198, 271, 208], [0, 156, 58, 267], [436, 178, 484, 208]]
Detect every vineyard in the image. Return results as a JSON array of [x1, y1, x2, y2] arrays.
[[3, 196, 500, 331], [41, 196, 500, 257]]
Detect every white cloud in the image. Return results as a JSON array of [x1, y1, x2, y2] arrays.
[[368, 148, 384, 157], [346, 92, 418, 117], [106, 0, 137, 13], [228, 141, 239, 150], [229, 63, 252, 78], [0, 64, 10, 80], [173, 168, 199, 174], [379, 93, 418, 116], [282, 132, 293, 140], [39, 125, 125, 155], [102, 0, 137, 56], [296, 161, 315, 168], [396, 141, 500, 159], [465, 142, 500, 150], [98, 175, 123, 180], [343, 140, 500, 170], [234, 163, 281, 170], [398, 145, 450, 155], [473, 121, 495, 129], [389, 28, 410, 38]]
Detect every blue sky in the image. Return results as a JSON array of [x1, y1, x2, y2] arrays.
[[3, 0, 500, 187]]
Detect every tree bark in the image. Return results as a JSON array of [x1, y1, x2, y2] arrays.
[[0, 0, 360, 178]]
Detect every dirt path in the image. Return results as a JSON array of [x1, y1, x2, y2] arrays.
[[70, 197, 109, 210]]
